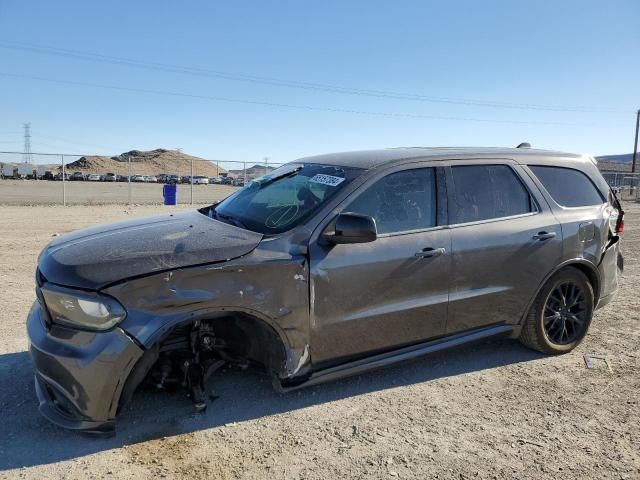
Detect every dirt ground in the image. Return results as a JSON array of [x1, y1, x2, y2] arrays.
[[0, 203, 638, 480]]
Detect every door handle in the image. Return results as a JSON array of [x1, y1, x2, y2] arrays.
[[415, 247, 446, 258], [532, 231, 557, 241]]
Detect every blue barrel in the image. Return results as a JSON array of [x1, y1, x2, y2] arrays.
[[163, 183, 177, 205]]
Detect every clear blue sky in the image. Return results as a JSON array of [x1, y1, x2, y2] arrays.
[[0, 0, 638, 164]]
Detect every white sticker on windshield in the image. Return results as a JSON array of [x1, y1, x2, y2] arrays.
[[309, 174, 345, 187]]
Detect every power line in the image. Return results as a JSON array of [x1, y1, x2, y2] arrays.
[[35, 133, 123, 152], [0, 40, 629, 114], [0, 71, 586, 126]]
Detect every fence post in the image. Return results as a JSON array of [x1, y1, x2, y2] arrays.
[[62, 154, 66, 206], [190, 157, 194, 205], [243, 160, 247, 185], [128, 155, 132, 205]]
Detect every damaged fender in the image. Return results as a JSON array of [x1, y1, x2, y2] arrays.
[[105, 244, 312, 382]]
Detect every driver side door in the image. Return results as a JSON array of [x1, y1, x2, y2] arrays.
[[308, 165, 451, 367]]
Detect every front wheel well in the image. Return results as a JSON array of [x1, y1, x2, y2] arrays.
[[117, 313, 288, 414]]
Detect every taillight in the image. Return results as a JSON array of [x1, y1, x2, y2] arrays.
[[616, 215, 624, 234]]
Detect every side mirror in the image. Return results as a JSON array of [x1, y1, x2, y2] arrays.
[[323, 213, 377, 244]]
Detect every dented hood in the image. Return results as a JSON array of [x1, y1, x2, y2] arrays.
[[38, 211, 263, 289]]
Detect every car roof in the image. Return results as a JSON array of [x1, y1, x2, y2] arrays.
[[297, 147, 584, 169]]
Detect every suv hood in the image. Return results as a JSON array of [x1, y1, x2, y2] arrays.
[[38, 211, 263, 289]]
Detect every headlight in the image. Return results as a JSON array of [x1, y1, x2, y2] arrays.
[[40, 284, 127, 331]]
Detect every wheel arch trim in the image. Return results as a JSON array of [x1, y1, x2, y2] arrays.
[[519, 258, 601, 327]]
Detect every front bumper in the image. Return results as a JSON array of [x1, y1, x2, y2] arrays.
[[27, 301, 143, 432]]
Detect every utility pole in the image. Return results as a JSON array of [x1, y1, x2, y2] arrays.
[[632, 109, 639, 174], [190, 157, 194, 205]]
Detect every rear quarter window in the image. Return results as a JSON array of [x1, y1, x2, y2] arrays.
[[529, 165, 605, 207]]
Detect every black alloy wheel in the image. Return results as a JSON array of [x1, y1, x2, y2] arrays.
[[543, 282, 589, 345]]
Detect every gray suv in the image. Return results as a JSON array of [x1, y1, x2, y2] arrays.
[[28, 147, 624, 433]]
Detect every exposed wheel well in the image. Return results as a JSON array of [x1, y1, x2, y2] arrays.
[[117, 313, 288, 414]]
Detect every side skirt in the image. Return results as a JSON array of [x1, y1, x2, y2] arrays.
[[277, 324, 514, 392]]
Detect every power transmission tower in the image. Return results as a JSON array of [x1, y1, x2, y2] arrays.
[[23, 123, 32, 163]]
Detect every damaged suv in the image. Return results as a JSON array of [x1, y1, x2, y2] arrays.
[[28, 147, 624, 433]]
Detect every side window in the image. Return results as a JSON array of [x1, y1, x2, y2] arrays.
[[529, 165, 605, 207], [346, 168, 437, 234], [450, 165, 533, 224]]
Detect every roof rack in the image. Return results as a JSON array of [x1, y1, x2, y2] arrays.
[[516, 142, 531, 149]]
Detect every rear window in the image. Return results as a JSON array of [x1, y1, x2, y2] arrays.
[[529, 166, 604, 207], [450, 165, 534, 224]]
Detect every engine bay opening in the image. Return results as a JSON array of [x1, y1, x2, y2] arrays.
[[118, 314, 288, 414]]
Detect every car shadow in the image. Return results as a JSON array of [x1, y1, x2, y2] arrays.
[[0, 339, 544, 470]]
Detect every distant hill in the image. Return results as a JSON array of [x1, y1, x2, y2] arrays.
[[63, 149, 227, 177], [596, 153, 636, 172], [596, 153, 634, 164]]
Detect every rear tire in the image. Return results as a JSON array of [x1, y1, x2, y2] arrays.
[[519, 267, 594, 354]]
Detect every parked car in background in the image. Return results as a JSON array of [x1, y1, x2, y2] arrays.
[[87, 174, 102, 181], [232, 178, 245, 187], [209, 177, 222, 184], [221, 176, 233, 185], [145, 176, 158, 183], [180, 176, 191, 184], [192, 176, 209, 185], [103, 173, 116, 182], [70, 172, 85, 181], [54, 172, 70, 181], [116, 175, 128, 182], [165, 174, 180, 184], [26, 146, 623, 433], [131, 175, 145, 182]]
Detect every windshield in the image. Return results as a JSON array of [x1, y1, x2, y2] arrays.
[[207, 163, 362, 234]]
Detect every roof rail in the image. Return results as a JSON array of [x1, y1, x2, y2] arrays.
[[516, 142, 531, 149]]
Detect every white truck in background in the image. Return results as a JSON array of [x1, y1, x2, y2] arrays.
[[16, 163, 35, 179], [1, 164, 16, 178]]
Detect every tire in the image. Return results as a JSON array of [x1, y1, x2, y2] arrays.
[[519, 267, 594, 354]]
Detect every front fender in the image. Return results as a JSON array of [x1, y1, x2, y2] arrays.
[[104, 254, 311, 379]]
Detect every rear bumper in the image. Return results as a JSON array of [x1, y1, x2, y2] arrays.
[[596, 290, 617, 310], [27, 301, 143, 432]]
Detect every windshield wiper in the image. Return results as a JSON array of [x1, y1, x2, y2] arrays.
[[214, 211, 248, 230], [255, 165, 303, 188]]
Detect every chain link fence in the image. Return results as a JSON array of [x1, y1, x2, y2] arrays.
[[601, 171, 640, 202], [2, 150, 638, 206], [0, 151, 283, 205]]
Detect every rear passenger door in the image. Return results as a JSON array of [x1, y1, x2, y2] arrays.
[[445, 161, 562, 334]]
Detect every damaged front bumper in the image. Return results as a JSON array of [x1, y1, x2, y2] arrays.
[[27, 301, 143, 433]]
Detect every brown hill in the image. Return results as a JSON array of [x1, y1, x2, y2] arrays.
[[63, 149, 227, 177]]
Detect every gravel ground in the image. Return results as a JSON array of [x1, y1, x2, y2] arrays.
[[0, 204, 638, 480]]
